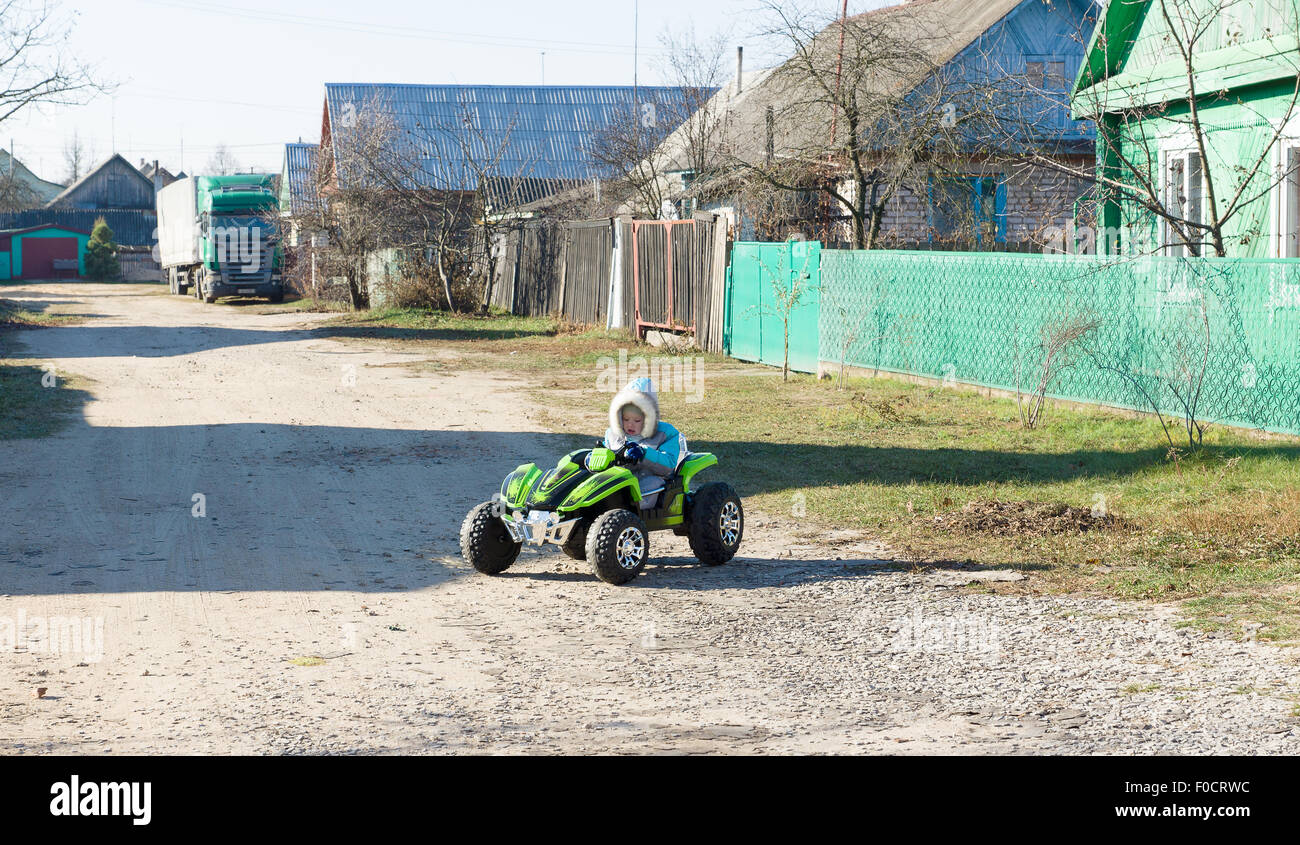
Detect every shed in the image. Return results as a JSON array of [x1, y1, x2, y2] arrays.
[[0, 224, 91, 280]]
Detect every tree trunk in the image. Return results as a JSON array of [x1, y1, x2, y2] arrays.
[[435, 245, 455, 312]]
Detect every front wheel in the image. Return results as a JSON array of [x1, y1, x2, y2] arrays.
[[688, 482, 743, 566], [585, 509, 648, 585], [460, 502, 521, 575]]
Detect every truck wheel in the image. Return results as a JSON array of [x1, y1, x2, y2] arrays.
[[203, 283, 216, 304], [687, 482, 743, 566], [585, 509, 648, 585], [459, 502, 520, 575], [268, 291, 284, 304]]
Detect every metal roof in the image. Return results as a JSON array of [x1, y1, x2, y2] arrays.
[[323, 83, 711, 192], [0, 209, 157, 246], [281, 142, 318, 212]]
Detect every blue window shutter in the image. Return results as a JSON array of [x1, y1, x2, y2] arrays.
[[926, 177, 935, 244], [995, 180, 1007, 243]]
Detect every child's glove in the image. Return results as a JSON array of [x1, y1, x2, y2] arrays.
[[620, 442, 645, 464]]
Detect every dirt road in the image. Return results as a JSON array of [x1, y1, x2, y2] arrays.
[[2, 282, 1297, 754]]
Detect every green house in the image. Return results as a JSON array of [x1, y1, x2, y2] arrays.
[[1072, 0, 1300, 257]]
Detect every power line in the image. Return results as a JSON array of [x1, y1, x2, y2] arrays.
[[139, 0, 672, 57]]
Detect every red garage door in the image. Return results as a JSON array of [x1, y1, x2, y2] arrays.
[[21, 237, 79, 279]]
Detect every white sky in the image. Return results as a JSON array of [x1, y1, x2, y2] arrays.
[[3, 0, 894, 184]]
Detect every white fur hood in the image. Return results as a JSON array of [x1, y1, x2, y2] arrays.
[[608, 377, 660, 439]]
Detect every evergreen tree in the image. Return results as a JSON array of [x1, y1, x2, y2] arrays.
[[84, 217, 120, 281]]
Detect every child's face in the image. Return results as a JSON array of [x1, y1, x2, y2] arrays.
[[621, 410, 645, 437]]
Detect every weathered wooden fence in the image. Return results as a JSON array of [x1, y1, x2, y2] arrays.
[[485, 213, 729, 351]]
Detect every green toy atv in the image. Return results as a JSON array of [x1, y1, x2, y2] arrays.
[[460, 444, 743, 585]]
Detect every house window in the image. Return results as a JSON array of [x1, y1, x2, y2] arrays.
[[1162, 148, 1203, 256], [1025, 58, 1067, 89], [928, 174, 1005, 248]]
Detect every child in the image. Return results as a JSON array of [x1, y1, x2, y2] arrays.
[[599, 377, 687, 509]]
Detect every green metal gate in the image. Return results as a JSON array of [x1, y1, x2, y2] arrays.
[[724, 240, 821, 373]]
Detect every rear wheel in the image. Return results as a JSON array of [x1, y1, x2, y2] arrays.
[[460, 502, 521, 575], [687, 482, 743, 566], [585, 509, 648, 585]]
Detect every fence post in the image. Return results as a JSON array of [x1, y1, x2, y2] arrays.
[[606, 217, 624, 330]]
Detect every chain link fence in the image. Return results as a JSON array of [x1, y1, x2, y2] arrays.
[[734, 248, 1300, 436]]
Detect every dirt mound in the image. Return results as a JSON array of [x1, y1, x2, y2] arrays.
[[928, 500, 1130, 535]]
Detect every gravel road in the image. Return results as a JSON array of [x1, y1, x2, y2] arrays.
[[2, 282, 1296, 754]]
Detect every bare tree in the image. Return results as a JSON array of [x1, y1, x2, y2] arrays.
[[591, 25, 730, 219], [0, 168, 38, 211], [1011, 310, 1101, 429], [205, 144, 242, 176], [753, 245, 816, 382], [726, 1, 1008, 249], [292, 92, 537, 312], [292, 102, 407, 310], [62, 128, 86, 183], [0, 1, 103, 128]]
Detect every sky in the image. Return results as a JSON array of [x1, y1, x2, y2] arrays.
[[3, 0, 896, 185]]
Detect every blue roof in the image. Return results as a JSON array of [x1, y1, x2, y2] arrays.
[[323, 83, 709, 193], [0, 209, 157, 246], [281, 142, 318, 212]]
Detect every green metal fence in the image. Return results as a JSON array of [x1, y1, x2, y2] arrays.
[[724, 241, 822, 373], [726, 246, 1300, 437]]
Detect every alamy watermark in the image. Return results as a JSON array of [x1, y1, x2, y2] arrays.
[[887, 606, 1001, 655], [1, 608, 104, 662], [596, 348, 705, 403]]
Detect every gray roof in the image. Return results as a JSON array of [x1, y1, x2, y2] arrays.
[[281, 142, 319, 212], [322, 83, 712, 192]]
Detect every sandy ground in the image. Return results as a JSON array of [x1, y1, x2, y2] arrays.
[[2, 282, 1297, 755]]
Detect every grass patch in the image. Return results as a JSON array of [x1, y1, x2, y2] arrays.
[[288, 656, 326, 667], [0, 351, 91, 441], [1121, 683, 1162, 695], [0, 298, 85, 327]]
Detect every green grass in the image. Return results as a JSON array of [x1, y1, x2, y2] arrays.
[[1121, 683, 1162, 695], [1, 301, 94, 438], [0, 298, 84, 327]]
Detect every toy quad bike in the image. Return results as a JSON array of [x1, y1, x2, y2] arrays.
[[460, 443, 743, 585]]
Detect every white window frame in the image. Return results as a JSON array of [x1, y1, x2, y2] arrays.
[[1157, 135, 1205, 257], [1269, 115, 1300, 258]]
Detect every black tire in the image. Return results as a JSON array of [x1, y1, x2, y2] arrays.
[[459, 502, 521, 575], [560, 519, 589, 560], [585, 509, 648, 585], [687, 482, 743, 566]]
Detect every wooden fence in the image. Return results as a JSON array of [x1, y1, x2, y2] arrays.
[[484, 213, 729, 352]]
